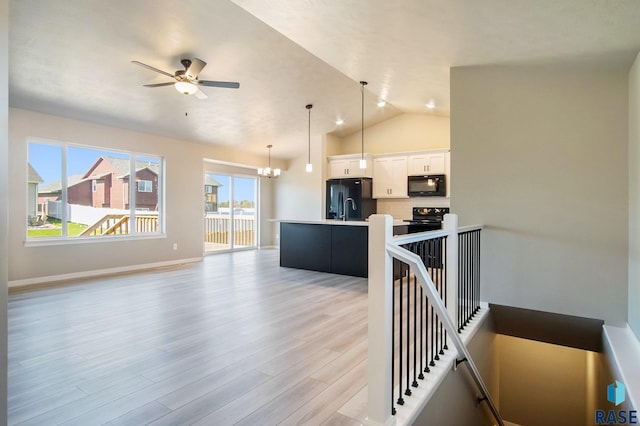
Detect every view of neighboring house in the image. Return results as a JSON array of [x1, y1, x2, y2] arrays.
[[69, 156, 159, 211], [37, 175, 82, 217], [37, 156, 160, 213], [204, 175, 221, 213], [26, 163, 43, 220]]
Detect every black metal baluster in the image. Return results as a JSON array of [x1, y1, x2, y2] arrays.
[[458, 233, 463, 332], [477, 231, 481, 314], [392, 260, 397, 415], [397, 261, 405, 406], [468, 233, 472, 324], [419, 281, 424, 379], [412, 270, 418, 388], [405, 262, 411, 397], [472, 231, 477, 316], [443, 237, 448, 350], [431, 238, 440, 362], [438, 238, 445, 356]]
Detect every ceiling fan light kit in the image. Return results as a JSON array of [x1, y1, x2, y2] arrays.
[[174, 81, 198, 95], [132, 57, 240, 100]]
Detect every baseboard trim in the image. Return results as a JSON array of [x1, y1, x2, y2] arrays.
[[8, 257, 203, 291]]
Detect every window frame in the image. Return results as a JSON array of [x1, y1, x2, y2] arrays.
[[26, 138, 166, 244]]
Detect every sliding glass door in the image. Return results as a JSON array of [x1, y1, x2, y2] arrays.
[[204, 173, 257, 253]]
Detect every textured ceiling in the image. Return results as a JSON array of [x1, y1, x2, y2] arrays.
[[9, 0, 640, 161]]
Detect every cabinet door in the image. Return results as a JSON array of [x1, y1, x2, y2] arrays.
[[408, 155, 429, 175], [408, 153, 446, 175], [372, 158, 391, 198], [427, 153, 446, 174], [389, 156, 408, 197], [329, 159, 348, 178], [373, 157, 407, 198]]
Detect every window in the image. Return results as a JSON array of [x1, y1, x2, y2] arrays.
[[137, 180, 152, 193], [27, 140, 164, 240]]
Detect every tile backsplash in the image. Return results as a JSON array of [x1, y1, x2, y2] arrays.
[[376, 197, 450, 220]]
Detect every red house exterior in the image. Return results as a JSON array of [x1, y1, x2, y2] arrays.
[[65, 156, 159, 210]]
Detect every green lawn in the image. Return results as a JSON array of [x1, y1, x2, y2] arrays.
[[28, 221, 89, 238]]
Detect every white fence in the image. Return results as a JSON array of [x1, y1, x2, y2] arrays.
[[46, 200, 135, 226]]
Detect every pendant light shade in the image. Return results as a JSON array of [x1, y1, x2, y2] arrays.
[[359, 81, 368, 169], [258, 144, 280, 178], [305, 104, 313, 173]]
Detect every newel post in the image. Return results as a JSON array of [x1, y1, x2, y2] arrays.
[[443, 213, 459, 334], [366, 214, 395, 426]]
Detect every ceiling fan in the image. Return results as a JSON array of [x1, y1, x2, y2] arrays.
[[132, 58, 240, 99]]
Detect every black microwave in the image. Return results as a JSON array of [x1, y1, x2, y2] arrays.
[[407, 174, 446, 197]]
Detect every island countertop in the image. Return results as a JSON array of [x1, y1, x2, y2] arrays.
[[269, 218, 406, 226]]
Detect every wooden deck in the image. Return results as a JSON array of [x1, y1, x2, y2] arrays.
[[8, 249, 369, 425]]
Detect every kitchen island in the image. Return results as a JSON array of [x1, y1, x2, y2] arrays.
[[279, 220, 369, 278]]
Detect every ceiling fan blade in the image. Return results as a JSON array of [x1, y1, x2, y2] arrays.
[[143, 82, 175, 88], [194, 88, 208, 99], [185, 58, 206, 80], [132, 61, 176, 79], [198, 80, 240, 89]]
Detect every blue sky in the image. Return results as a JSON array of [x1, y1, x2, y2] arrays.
[[207, 174, 256, 202]]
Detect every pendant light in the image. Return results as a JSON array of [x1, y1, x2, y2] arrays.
[[359, 81, 368, 169], [257, 144, 280, 178], [305, 104, 313, 173]]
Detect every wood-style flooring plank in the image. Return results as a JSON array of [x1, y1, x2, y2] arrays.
[[8, 249, 371, 426]]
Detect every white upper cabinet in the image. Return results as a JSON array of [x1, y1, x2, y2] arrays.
[[408, 152, 446, 175], [328, 154, 373, 178], [373, 156, 408, 198]]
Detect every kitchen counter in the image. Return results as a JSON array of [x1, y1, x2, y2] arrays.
[[270, 218, 406, 226], [278, 220, 370, 277]]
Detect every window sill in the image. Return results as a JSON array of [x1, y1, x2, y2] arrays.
[[24, 233, 167, 247]]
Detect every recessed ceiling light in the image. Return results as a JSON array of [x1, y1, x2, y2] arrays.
[[377, 100, 386, 107], [336, 119, 344, 125], [425, 101, 436, 109]]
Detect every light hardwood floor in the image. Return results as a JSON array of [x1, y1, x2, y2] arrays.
[[8, 249, 369, 426]]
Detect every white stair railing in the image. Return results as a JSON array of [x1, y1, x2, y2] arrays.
[[366, 214, 503, 426]]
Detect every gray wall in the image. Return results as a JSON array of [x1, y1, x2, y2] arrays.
[[1, 0, 9, 421], [629, 52, 640, 338], [451, 65, 629, 325], [414, 317, 498, 426]]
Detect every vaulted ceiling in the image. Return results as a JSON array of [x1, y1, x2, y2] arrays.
[[9, 0, 640, 160]]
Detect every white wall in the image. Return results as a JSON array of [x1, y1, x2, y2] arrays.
[[8, 108, 284, 283], [451, 65, 629, 325], [1, 0, 9, 419], [272, 134, 324, 243], [629, 52, 640, 338], [331, 113, 449, 155]]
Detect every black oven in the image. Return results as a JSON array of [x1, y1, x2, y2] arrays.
[[407, 174, 446, 197]]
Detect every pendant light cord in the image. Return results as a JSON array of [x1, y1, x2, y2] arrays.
[[360, 81, 367, 161], [306, 104, 312, 164]]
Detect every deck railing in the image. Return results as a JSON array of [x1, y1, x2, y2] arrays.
[[79, 213, 158, 236], [367, 214, 502, 426], [204, 214, 256, 247]]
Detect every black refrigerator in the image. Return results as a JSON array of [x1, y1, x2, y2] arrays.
[[326, 178, 377, 221]]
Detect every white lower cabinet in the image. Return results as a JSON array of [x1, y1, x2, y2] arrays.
[[373, 156, 408, 198]]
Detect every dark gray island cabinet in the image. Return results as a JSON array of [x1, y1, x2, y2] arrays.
[[279, 221, 368, 278]]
